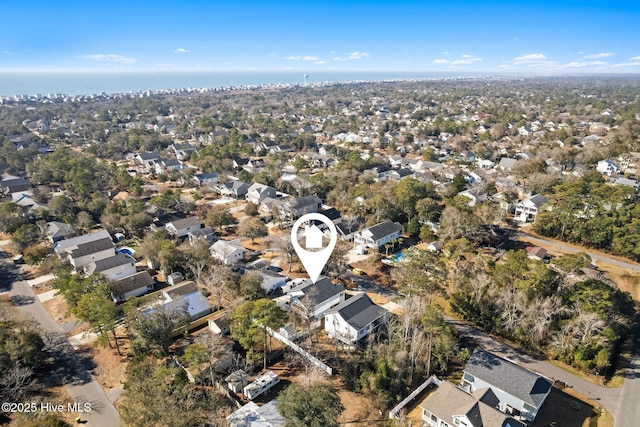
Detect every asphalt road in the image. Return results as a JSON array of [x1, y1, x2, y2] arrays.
[[512, 230, 640, 426], [0, 251, 120, 427], [447, 318, 620, 419]]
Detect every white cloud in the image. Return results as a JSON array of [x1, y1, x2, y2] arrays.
[[452, 55, 483, 65], [174, 48, 191, 53], [433, 59, 449, 64], [314, 60, 326, 64], [334, 51, 370, 61], [513, 53, 547, 64], [563, 61, 607, 68], [80, 54, 136, 64], [612, 61, 640, 68], [286, 55, 320, 61], [583, 52, 614, 59], [631, 56, 640, 61]]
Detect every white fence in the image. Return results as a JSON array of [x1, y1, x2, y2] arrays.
[[389, 375, 441, 419], [265, 326, 333, 375]]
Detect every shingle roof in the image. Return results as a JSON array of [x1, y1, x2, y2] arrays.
[[296, 277, 345, 308], [331, 293, 386, 330], [165, 281, 198, 299], [167, 216, 203, 230], [85, 253, 134, 274], [464, 349, 552, 408], [110, 271, 154, 295], [366, 220, 403, 241], [70, 237, 115, 258], [421, 381, 526, 427], [54, 229, 111, 252], [288, 195, 321, 210]]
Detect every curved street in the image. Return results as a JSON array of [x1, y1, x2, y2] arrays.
[[0, 244, 120, 427]]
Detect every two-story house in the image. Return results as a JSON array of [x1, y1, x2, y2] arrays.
[[353, 220, 403, 252], [324, 293, 388, 346], [514, 194, 549, 223], [245, 183, 277, 205], [165, 216, 205, 239]]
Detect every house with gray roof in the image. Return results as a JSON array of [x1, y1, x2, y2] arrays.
[[324, 293, 387, 345], [165, 216, 205, 238], [353, 220, 403, 251], [109, 271, 155, 303], [54, 230, 116, 270], [245, 183, 276, 204], [84, 253, 136, 280], [514, 194, 549, 223], [280, 195, 322, 219], [193, 172, 220, 186], [45, 221, 75, 243], [285, 276, 346, 322], [217, 181, 251, 198], [460, 349, 552, 422], [421, 380, 526, 427]]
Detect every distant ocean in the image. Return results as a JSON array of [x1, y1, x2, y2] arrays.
[[0, 70, 481, 98]]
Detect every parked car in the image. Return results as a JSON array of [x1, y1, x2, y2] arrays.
[[13, 254, 24, 265]]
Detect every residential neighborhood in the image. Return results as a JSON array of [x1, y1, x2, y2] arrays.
[[1, 75, 640, 427]]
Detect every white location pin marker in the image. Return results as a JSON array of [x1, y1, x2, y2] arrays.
[[291, 212, 337, 284]]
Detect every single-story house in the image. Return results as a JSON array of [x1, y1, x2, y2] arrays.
[[161, 281, 211, 320], [260, 269, 287, 293], [83, 253, 136, 281], [109, 271, 155, 303], [324, 293, 388, 346], [525, 246, 548, 261], [165, 216, 205, 239], [210, 239, 246, 264], [193, 172, 220, 186], [45, 221, 75, 244]]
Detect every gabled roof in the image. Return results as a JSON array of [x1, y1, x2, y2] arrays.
[[318, 207, 341, 221], [421, 381, 526, 427], [54, 229, 112, 252], [293, 277, 345, 308], [110, 271, 154, 295], [70, 237, 115, 258], [330, 293, 386, 330], [519, 194, 549, 208], [84, 253, 134, 275], [136, 151, 160, 161], [167, 216, 203, 230], [364, 220, 403, 241], [194, 172, 219, 181], [464, 349, 552, 408], [165, 281, 198, 299], [46, 221, 74, 240], [287, 195, 321, 210]]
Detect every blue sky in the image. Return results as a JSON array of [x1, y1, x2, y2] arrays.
[[2, 0, 639, 73]]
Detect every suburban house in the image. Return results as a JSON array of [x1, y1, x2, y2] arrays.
[[514, 194, 549, 223], [210, 239, 246, 264], [160, 281, 211, 320], [280, 195, 322, 219], [165, 216, 205, 239], [421, 380, 526, 427], [187, 226, 216, 245], [245, 183, 277, 204], [45, 221, 75, 244], [135, 151, 161, 168], [154, 158, 183, 174], [324, 293, 388, 346], [109, 271, 155, 303], [208, 313, 231, 335], [387, 168, 415, 181], [460, 349, 553, 423], [596, 159, 621, 176], [497, 157, 519, 171], [217, 181, 251, 198], [259, 269, 287, 293], [54, 230, 116, 270], [170, 143, 198, 160], [525, 246, 548, 261], [226, 399, 285, 427], [285, 277, 346, 323], [353, 220, 403, 252], [83, 253, 137, 281], [192, 172, 220, 186], [458, 188, 488, 207], [1, 176, 31, 195]]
